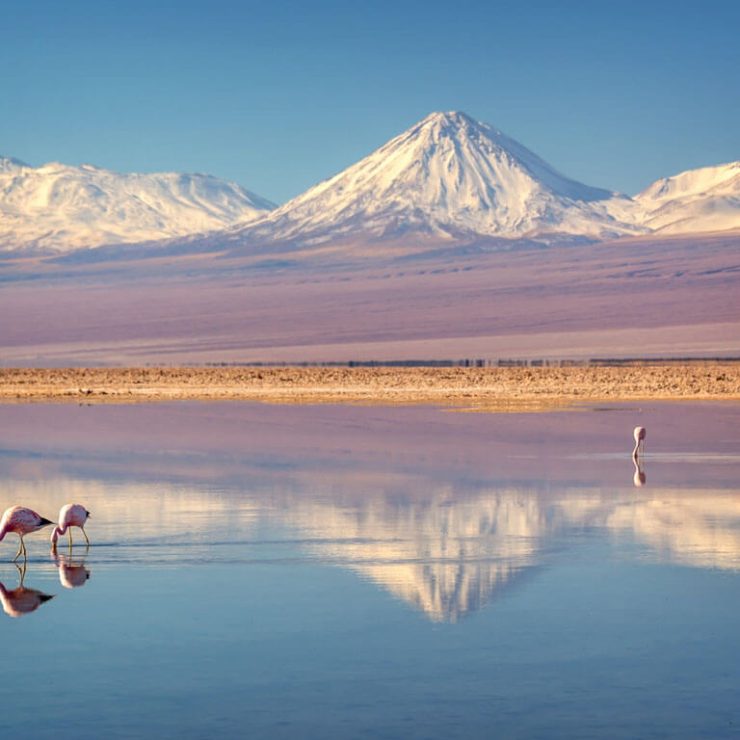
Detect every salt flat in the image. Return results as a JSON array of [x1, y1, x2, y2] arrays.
[[2, 364, 739, 407]]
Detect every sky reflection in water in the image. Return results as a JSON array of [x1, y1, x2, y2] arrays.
[[0, 401, 738, 739]]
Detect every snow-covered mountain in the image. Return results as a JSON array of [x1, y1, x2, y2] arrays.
[[2, 114, 738, 256], [231, 111, 643, 247], [0, 157, 274, 253], [632, 161, 740, 234]]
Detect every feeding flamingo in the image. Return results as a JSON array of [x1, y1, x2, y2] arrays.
[[0, 506, 54, 561], [51, 503, 91, 550], [632, 426, 646, 459]]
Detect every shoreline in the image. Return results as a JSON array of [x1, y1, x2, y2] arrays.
[[1, 364, 739, 411]]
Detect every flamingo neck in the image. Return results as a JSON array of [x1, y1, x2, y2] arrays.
[[0, 526, 7, 543], [51, 524, 67, 545]]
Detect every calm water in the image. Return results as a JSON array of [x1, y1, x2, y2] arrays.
[[0, 401, 739, 739]]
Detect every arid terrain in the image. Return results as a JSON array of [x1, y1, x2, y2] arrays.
[[2, 363, 739, 409], [2, 232, 739, 366]]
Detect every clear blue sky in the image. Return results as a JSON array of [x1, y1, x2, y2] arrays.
[[3, 0, 738, 202]]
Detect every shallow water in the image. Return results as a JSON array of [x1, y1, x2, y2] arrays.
[[1, 401, 739, 739]]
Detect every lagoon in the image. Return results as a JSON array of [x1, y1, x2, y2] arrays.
[[1, 401, 739, 739]]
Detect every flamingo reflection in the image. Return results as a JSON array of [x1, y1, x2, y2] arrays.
[[632, 456, 647, 487], [0, 564, 54, 618], [54, 549, 91, 589]]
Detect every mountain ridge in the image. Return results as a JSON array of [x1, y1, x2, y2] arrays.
[[0, 157, 274, 253], [632, 161, 740, 234], [2, 113, 739, 256]]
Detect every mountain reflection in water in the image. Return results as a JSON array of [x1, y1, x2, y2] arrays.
[[280, 487, 740, 621], [0, 401, 738, 623], [3, 476, 738, 623]]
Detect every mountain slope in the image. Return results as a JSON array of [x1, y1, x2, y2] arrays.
[[0, 157, 274, 253], [633, 161, 740, 234], [226, 111, 644, 248]]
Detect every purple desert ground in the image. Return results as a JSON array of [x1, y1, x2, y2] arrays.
[[2, 230, 738, 365]]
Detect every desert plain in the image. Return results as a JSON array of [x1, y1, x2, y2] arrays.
[[2, 231, 740, 366]]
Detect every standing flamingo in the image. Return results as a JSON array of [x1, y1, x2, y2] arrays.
[[51, 504, 91, 550], [0, 506, 54, 561], [632, 426, 646, 459]]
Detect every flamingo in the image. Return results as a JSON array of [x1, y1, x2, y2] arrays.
[[0, 506, 54, 561], [0, 564, 54, 618], [632, 426, 646, 459], [51, 503, 91, 550]]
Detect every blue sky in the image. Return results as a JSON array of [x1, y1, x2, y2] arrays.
[[3, 0, 738, 202]]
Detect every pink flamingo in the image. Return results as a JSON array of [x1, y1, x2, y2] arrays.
[[632, 426, 646, 459], [51, 504, 91, 550], [0, 506, 54, 561]]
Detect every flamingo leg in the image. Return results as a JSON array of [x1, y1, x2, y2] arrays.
[[13, 536, 27, 562], [81, 526, 90, 546], [68, 529, 73, 547]]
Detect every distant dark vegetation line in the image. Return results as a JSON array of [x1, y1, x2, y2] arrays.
[[180, 357, 740, 369]]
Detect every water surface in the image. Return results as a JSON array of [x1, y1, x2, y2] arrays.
[[1, 401, 738, 738]]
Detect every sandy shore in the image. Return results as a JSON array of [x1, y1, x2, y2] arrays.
[[1, 364, 739, 410]]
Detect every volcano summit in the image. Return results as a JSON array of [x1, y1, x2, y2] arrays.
[[223, 111, 643, 248]]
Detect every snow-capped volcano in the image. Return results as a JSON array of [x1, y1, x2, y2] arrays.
[[2, 114, 737, 257], [0, 156, 274, 253], [232, 111, 642, 247]]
